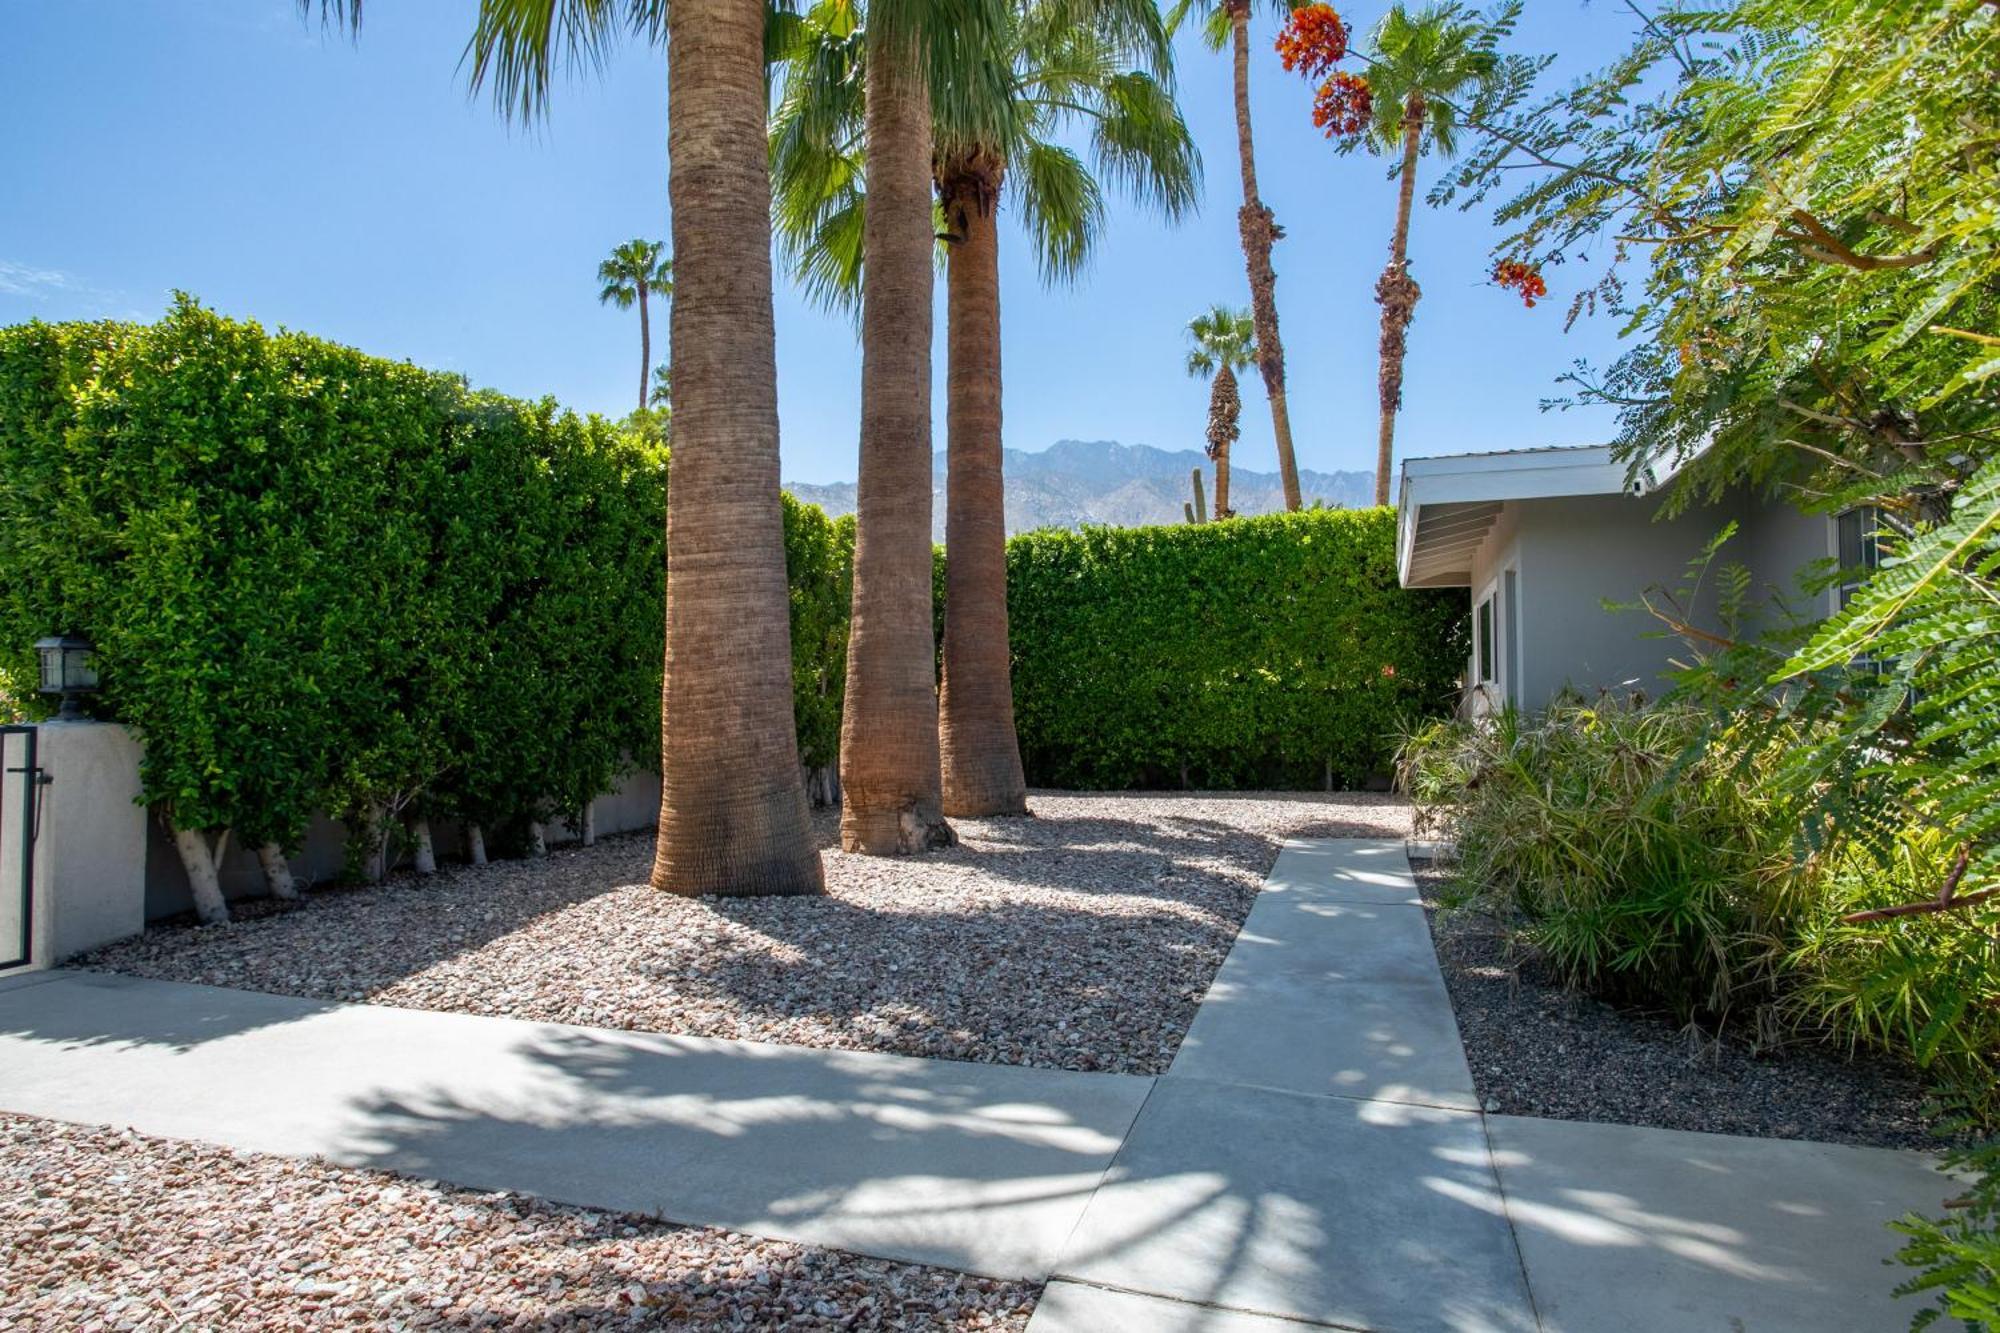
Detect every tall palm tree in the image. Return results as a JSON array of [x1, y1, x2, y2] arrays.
[[1177, 0, 1302, 512], [1184, 306, 1255, 519], [597, 239, 672, 414], [772, 0, 1198, 819], [314, 0, 825, 895], [1348, 3, 1505, 505]]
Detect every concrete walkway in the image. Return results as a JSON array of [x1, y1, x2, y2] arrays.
[[0, 839, 1964, 1331]]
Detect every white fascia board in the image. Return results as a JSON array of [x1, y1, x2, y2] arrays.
[[1398, 445, 1632, 586]]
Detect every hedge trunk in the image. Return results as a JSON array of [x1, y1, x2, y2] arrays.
[[1228, 0, 1301, 513], [839, 37, 956, 855], [171, 825, 230, 925], [938, 153, 1029, 818], [1373, 92, 1426, 508], [651, 0, 825, 896]]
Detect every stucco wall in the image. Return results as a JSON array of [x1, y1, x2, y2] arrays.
[[1467, 490, 1826, 710]]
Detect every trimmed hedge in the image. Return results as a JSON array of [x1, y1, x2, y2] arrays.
[[0, 300, 1468, 886], [1007, 510, 1468, 789]]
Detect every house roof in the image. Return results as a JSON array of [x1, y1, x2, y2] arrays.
[[1396, 443, 1677, 588]]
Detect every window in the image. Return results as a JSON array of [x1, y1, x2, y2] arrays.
[[1836, 505, 1880, 609], [1475, 595, 1496, 684]]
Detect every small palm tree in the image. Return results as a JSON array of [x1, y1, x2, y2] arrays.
[[1172, 0, 1304, 512], [1184, 307, 1256, 519], [1344, 3, 1509, 505], [598, 239, 672, 415]]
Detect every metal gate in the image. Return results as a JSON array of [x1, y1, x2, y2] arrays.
[[0, 726, 42, 971]]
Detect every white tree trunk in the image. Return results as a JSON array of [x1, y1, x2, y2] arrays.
[[467, 823, 488, 866], [362, 804, 389, 882], [410, 817, 437, 875], [528, 822, 548, 857], [580, 802, 596, 848], [256, 842, 299, 901], [172, 825, 230, 925]]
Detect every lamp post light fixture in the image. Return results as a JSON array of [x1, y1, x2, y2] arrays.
[[34, 633, 99, 721]]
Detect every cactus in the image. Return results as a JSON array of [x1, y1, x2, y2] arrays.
[[1188, 468, 1208, 523]]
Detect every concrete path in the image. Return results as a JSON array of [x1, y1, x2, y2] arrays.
[[0, 968, 1150, 1279], [0, 839, 1965, 1331]]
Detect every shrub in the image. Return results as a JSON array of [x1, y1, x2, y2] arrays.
[[1008, 509, 1467, 789], [1398, 697, 1798, 1023], [1893, 1137, 2000, 1333]]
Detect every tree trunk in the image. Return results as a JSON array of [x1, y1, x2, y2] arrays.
[[637, 279, 652, 415], [653, 0, 824, 896], [580, 800, 596, 848], [172, 825, 230, 925], [528, 821, 547, 858], [1207, 365, 1240, 519], [938, 155, 1029, 819], [467, 822, 488, 866], [1229, 1, 1301, 513], [1374, 93, 1427, 508], [839, 32, 956, 855], [410, 817, 437, 874], [256, 842, 299, 901]]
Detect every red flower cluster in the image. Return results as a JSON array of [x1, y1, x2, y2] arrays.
[[1275, 4, 1350, 78], [1312, 72, 1374, 139], [1492, 259, 1548, 308]]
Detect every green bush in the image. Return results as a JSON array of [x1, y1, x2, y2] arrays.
[[1398, 697, 1798, 1023], [1008, 509, 1468, 789]]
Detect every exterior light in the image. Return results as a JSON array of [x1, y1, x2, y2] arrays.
[[34, 633, 99, 721]]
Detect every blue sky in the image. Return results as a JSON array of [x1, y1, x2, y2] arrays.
[[2, 1, 1641, 485]]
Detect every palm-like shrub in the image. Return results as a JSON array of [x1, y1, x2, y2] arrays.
[[1401, 697, 1799, 1022]]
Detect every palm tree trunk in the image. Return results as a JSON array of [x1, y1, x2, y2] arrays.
[[651, 0, 824, 897], [938, 154, 1029, 819], [839, 32, 956, 855], [1373, 92, 1427, 508], [1228, 0, 1301, 513], [1209, 366, 1238, 519], [637, 278, 652, 415]]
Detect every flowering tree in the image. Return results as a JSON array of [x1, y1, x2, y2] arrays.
[[1277, 2, 1529, 505]]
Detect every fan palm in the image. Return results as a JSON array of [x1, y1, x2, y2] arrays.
[[597, 239, 672, 414], [1184, 306, 1255, 519], [1172, 0, 1302, 512], [1349, 3, 1507, 505], [308, 0, 825, 895], [772, 0, 1198, 819]]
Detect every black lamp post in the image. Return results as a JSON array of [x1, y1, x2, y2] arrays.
[[34, 633, 99, 720]]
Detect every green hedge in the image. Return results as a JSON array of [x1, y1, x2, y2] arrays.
[[0, 301, 1468, 877], [1007, 510, 1468, 789]]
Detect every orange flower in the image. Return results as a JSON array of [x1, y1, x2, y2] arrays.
[[1312, 72, 1373, 139], [1276, 4, 1350, 79], [1492, 259, 1549, 309]]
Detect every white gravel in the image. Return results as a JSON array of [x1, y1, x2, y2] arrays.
[[80, 792, 1409, 1074], [0, 1112, 1038, 1331]]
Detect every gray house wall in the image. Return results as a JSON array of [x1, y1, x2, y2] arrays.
[[1463, 490, 1831, 711]]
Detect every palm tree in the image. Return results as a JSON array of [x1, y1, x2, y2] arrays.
[[597, 239, 672, 415], [315, 0, 824, 895], [1184, 306, 1255, 519], [772, 0, 1198, 819], [1348, 3, 1505, 505], [1177, 0, 1302, 512]]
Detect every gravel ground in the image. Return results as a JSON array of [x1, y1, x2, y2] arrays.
[[1412, 862, 1953, 1150], [0, 1113, 1036, 1332], [79, 793, 1409, 1075]]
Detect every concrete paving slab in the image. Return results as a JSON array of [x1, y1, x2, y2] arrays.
[[1487, 1115, 1958, 1333], [1172, 976, 1477, 1110], [1056, 1077, 1537, 1333], [1028, 1282, 1346, 1332], [1269, 838, 1426, 907], [0, 971, 1154, 1279]]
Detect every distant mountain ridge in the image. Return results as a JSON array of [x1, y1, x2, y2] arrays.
[[784, 438, 1374, 540]]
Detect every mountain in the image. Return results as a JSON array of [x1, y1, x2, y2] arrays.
[[784, 439, 1374, 540]]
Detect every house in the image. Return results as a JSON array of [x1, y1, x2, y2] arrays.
[[1395, 444, 1872, 715]]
